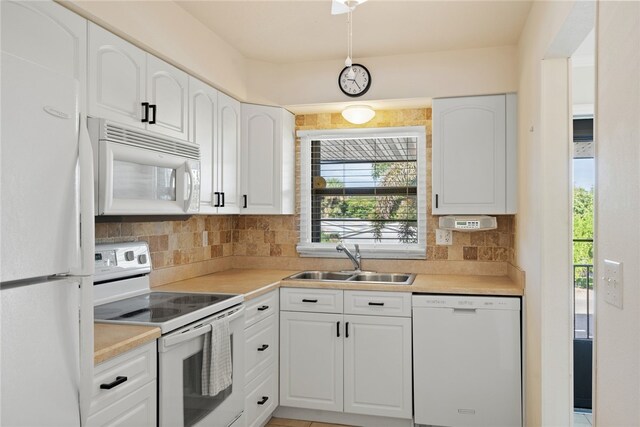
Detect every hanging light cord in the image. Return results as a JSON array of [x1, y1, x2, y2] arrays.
[[345, 8, 355, 79]]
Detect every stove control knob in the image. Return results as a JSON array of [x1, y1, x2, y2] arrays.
[[124, 250, 135, 261], [138, 254, 148, 264]]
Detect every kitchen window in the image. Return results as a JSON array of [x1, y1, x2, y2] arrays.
[[298, 127, 427, 259]]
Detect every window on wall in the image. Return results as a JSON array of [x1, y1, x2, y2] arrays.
[[297, 127, 427, 259]]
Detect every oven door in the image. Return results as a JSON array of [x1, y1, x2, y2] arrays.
[[98, 140, 200, 215], [158, 306, 245, 427]]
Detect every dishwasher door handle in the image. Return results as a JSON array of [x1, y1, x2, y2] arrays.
[[453, 308, 477, 313]]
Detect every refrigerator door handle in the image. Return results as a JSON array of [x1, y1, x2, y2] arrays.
[[77, 113, 95, 276], [76, 113, 95, 426]]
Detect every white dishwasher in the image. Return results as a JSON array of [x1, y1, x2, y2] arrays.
[[412, 295, 522, 427]]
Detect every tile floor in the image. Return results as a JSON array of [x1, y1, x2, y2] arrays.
[[266, 417, 352, 427], [269, 415, 595, 427], [574, 412, 593, 426]]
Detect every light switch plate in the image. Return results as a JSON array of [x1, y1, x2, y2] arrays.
[[436, 229, 453, 245], [603, 259, 623, 309]]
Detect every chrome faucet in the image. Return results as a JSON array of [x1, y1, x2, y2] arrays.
[[336, 242, 362, 272]]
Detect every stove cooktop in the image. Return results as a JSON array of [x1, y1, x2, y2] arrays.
[[94, 291, 242, 333]]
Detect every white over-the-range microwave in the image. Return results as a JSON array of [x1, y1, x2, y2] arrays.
[[88, 117, 200, 215]]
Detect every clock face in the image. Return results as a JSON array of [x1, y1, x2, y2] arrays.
[[338, 64, 371, 97]]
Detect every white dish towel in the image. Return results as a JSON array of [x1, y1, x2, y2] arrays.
[[201, 316, 232, 396]]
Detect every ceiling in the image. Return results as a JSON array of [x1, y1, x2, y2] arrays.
[[176, 0, 533, 64]]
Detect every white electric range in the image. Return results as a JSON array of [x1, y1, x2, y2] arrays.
[[93, 242, 245, 427]]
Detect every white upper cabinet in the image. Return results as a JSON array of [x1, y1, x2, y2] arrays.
[[88, 23, 145, 129], [2, 1, 87, 110], [241, 104, 295, 215], [432, 94, 517, 215], [189, 77, 218, 210], [147, 55, 188, 140], [217, 92, 242, 214], [190, 78, 241, 214], [88, 23, 189, 139]]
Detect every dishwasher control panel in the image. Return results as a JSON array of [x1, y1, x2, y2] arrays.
[[412, 295, 521, 310]]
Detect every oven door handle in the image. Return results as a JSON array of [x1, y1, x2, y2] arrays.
[[161, 306, 244, 349]]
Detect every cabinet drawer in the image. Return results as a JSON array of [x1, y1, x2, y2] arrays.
[[245, 290, 278, 328], [245, 367, 278, 427], [245, 314, 277, 385], [280, 288, 343, 313], [344, 291, 411, 317], [87, 380, 156, 427], [91, 341, 156, 414]]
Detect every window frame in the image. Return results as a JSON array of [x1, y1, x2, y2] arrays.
[[297, 126, 427, 259]]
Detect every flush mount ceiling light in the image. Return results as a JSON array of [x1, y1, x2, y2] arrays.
[[341, 105, 376, 124]]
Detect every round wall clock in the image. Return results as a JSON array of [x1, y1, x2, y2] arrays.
[[338, 64, 371, 97]]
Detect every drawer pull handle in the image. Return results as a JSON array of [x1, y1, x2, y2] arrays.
[[302, 299, 318, 303], [257, 305, 269, 311], [368, 302, 385, 306], [337, 321, 340, 337], [100, 376, 128, 390], [345, 322, 349, 338], [258, 344, 269, 352], [257, 396, 269, 405]]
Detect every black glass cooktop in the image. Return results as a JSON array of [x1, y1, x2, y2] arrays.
[[94, 292, 235, 323]]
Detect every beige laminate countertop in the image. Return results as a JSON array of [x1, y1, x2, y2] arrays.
[[155, 268, 524, 297], [94, 323, 161, 365], [95, 268, 522, 363]]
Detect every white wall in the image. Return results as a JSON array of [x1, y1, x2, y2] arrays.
[[59, 0, 252, 102], [59, 0, 520, 110], [249, 45, 518, 108], [595, 2, 640, 425], [516, 1, 589, 425]]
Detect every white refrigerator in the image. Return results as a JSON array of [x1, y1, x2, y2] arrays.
[[0, 1, 95, 426]]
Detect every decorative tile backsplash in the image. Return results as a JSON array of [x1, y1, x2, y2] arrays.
[[95, 215, 235, 270], [95, 107, 516, 281]]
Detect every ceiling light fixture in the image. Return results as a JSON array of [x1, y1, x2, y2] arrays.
[[341, 105, 376, 124]]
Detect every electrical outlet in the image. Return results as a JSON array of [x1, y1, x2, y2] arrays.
[[436, 229, 453, 245], [202, 230, 208, 246], [603, 259, 623, 309]]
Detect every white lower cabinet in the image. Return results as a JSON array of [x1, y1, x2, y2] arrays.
[[88, 341, 157, 427], [279, 288, 412, 420], [86, 381, 156, 427], [343, 315, 412, 419], [244, 290, 279, 427], [245, 368, 278, 427], [279, 311, 343, 411]]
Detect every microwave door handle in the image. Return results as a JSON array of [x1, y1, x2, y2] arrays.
[[184, 163, 194, 212]]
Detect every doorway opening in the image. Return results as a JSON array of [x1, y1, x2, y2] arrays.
[[571, 29, 595, 424]]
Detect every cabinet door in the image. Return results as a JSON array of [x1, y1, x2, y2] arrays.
[[432, 94, 506, 214], [280, 311, 343, 411], [343, 315, 412, 419], [88, 23, 146, 128], [86, 380, 156, 427], [241, 104, 282, 214], [146, 54, 189, 140], [2, 0, 86, 110], [217, 92, 241, 214], [189, 77, 217, 212]]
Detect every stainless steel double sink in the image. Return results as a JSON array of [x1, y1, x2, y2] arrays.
[[285, 270, 416, 285]]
